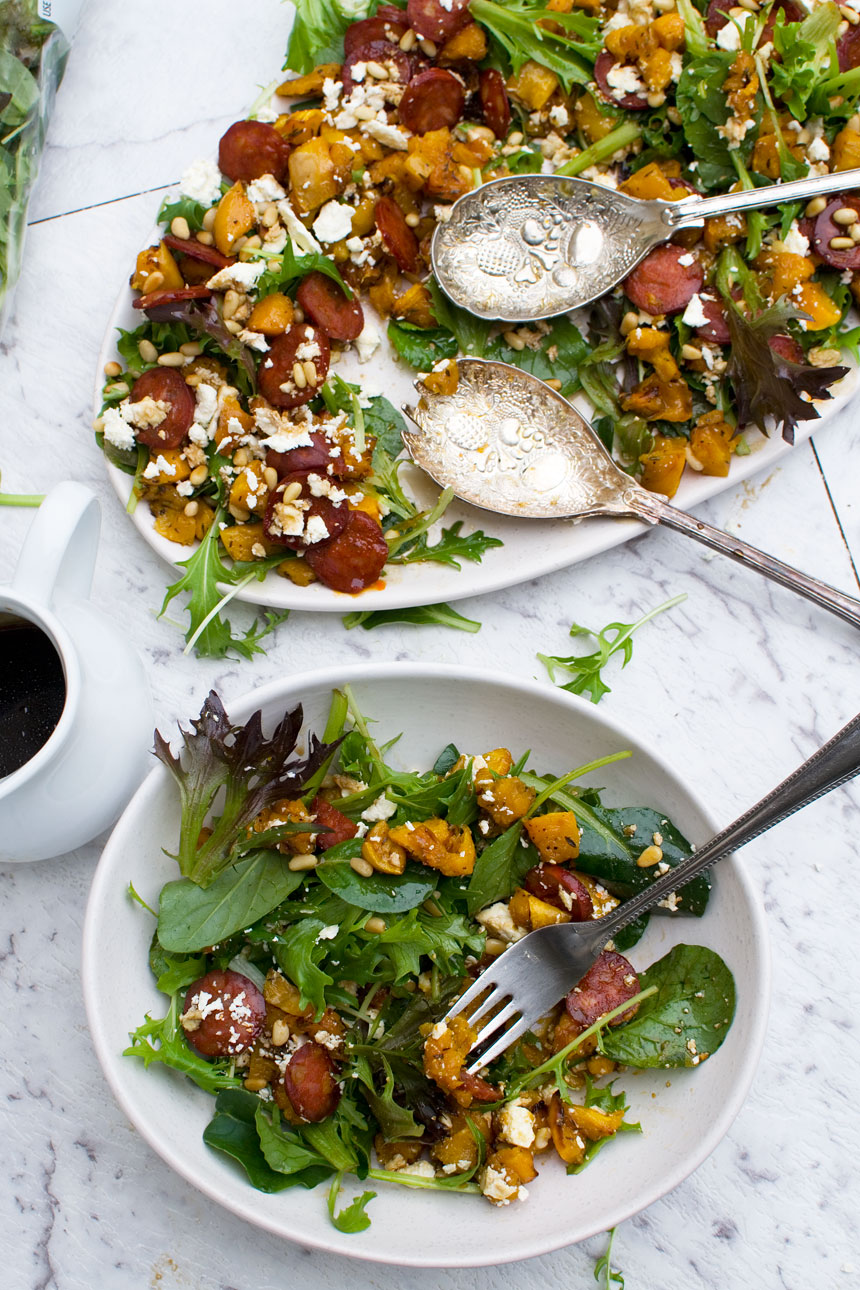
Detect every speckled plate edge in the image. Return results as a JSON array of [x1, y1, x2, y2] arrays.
[[81, 662, 771, 1267]]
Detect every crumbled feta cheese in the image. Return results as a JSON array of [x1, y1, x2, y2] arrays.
[[715, 10, 752, 51], [304, 514, 331, 544], [317, 925, 339, 940], [237, 328, 270, 352], [782, 223, 810, 257], [179, 158, 221, 205], [206, 261, 266, 292], [101, 405, 136, 451], [193, 383, 218, 426], [475, 902, 526, 944], [681, 293, 708, 328], [313, 200, 355, 244], [497, 1104, 536, 1148], [606, 63, 646, 96], [480, 1165, 519, 1205], [277, 205, 323, 254], [355, 318, 381, 362], [808, 135, 830, 162], [400, 1160, 437, 1178], [361, 794, 397, 822], [245, 174, 286, 204], [142, 453, 176, 480], [363, 119, 410, 149], [548, 104, 569, 129]]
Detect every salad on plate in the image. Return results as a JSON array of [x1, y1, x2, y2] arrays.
[[126, 687, 736, 1229], [95, 0, 860, 653]]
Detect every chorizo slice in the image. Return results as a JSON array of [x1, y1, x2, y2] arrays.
[[257, 325, 331, 409], [758, 0, 803, 47], [594, 50, 648, 111], [812, 196, 860, 269], [375, 194, 420, 273], [218, 119, 291, 183], [132, 285, 213, 313], [266, 429, 333, 478], [262, 472, 349, 550], [181, 969, 266, 1058], [311, 796, 359, 849], [623, 244, 704, 315], [283, 1041, 341, 1121], [305, 509, 390, 593], [407, 0, 471, 43], [296, 271, 365, 341], [398, 68, 466, 134], [129, 367, 196, 449], [342, 41, 417, 94], [479, 68, 511, 139], [694, 295, 730, 345], [838, 24, 860, 71], [524, 864, 593, 921], [565, 950, 641, 1033], [344, 14, 407, 55], [162, 235, 234, 270], [769, 333, 805, 364], [704, 0, 729, 36]]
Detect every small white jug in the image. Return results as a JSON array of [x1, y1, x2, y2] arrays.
[[0, 482, 153, 862]]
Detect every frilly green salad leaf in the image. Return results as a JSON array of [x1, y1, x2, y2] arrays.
[[284, 0, 371, 76]]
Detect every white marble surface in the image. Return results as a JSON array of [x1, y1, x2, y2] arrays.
[[2, 2, 860, 1286]]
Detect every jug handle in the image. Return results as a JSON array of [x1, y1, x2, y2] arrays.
[[12, 482, 101, 608]]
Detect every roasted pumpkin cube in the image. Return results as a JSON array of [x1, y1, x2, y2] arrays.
[[793, 281, 842, 330], [620, 161, 682, 203], [704, 212, 747, 254], [229, 460, 269, 516], [251, 797, 316, 854], [149, 493, 214, 545], [389, 817, 477, 876], [690, 411, 735, 477], [142, 448, 190, 486], [278, 556, 316, 585], [568, 1103, 625, 1140], [622, 375, 693, 424], [421, 359, 459, 396], [276, 63, 341, 98], [288, 138, 340, 214], [477, 775, 535, 827], [506, 60, 559, 111], [277, 108, 326, 147], [572, 92, 619, 143], [248, 291, 295, 336], [605, 23, 655, 61], [439, 21, 487, 62], [219, 520, 273, 562], [652, 12, 686, 48], [491, 1145, 538, 1185], [431, 1112, 486, 1171], [638, 432, 687, 496], [264, 969, 315, 1018], [131, 241, 185, 293], [375, 1136, 425, 1167], [756, 249, 815, 297], [392, 282, 437, 329], [833, 124, 860, 172], [362, 821, 407, 875], [213, 182, 256, 256], [626, 326, 680, 382], [524, 810, 581, 863], [547, 1093, 586, 1165]]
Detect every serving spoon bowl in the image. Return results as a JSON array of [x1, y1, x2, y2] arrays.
[[401, 359, 860, 629], [430, 168, 860, 321]]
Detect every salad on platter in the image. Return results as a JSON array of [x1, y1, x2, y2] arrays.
[[95, 0, 860, 655], [126, 687, 736, 1229]]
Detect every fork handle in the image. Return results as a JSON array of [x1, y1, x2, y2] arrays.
[[600, 710, 860, 944], [629, 489, 860, 631]]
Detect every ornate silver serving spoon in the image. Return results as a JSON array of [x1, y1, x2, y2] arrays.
[[430, 168, 860, 321], [401, 359, 860, 629]]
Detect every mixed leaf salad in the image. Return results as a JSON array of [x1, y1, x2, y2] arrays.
[[127, 688, 736, 1228], [96, 0, 860, 658]]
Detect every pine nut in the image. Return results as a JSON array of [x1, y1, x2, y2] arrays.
[[189, 465, 209, 486], [808, 345, 843, 366], [243, 1077, 268, 1092], [229, 502, 251, 522], [830, 235, 854, 249], [365, 916, 387, 933], [143, 271, 164, 294], [353, 103, 377, 121], [224, 319, 242, 334], [465, 124, 496, 143], [485, 937, 507, 957], [222, 289, 240, 320], [170, 215, 191, 239], [268, 259, 281, 272], [636, 845, 664, 867], [841, 4, 859, 22], [418, 37, 437, 55], [508, 131, 524, 146], [805, 196, 827, 216], [138, 338, 158, 363], [196, 230, 215, 246], [736, 0, 758, 9], [832, 207, 857, 225], [647, 91, 666, 108], [399, 28, 416, 49], [281, 480, 303, 502], [503, 329, 526, 350], [180, 341, 202, 357], [365, 60, 388, 79], [233, 236, 248, 254], [271, 1019, 291, 1046], [203, 207, 217, 231], [405, 212, 420, 227], [233, 447, 250, 467], [183, 500, 199, 517], [104, 360, 122, 378], [620, 310, 639, 336], [545, 378, 562, 390], [288, 852, 318, 871], [93, 416, 105, 432], [292, 306, 305, 323], [681, 343, 703, 360], [157, 351, 186, 367], [350, 856, 374, 877], [302, 360, 318, 386], [293, 361, 307, 389], [263, 466, 279, 490], [105, 381, 129, 397], [261, 203, 279, 227], [851, 224, 860, 241], [244, 234, 262, 250]]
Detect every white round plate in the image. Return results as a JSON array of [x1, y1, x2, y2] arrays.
[[83, 663, 770, 1267], [96, 252, 858, 612]]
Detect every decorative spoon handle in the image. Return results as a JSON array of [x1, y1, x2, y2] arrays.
[[666, 166, 860, 228], [629, 488, 860, 629]]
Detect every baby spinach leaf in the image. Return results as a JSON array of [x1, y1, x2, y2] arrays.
[[202, 1090, 297, 1192], [676, 51, 757, 190], [486, 316, 590, 399], [157, 852, 305, 952], [611, 912, 650, 953], [426, 279, 493, 357], [387, 319, 459, 370], [600, 944, 736, 1068], [327, 1175, 376, 1232], [157, 194, 210, 231], [255, 1104, 334, 1184], [273, 917, 334, 1014], [354, 1053, 424, 1140], [317, 843, 437, 913], [149, 937, 207, 995], [363, 393, 406, 459], [466, 823, 539, 915], [433, 743, 460, 776]]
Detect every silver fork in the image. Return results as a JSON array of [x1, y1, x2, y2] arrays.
[[449, 711, 860, 1073]]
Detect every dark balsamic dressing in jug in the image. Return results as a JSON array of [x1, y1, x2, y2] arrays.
[[0, 620, 66, 777]]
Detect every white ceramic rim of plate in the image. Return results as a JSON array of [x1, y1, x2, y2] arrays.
[[82, 661, 771, 1266], [95, 247, 859, 613]]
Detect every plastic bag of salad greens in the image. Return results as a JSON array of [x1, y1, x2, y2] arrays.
[[0, 0, 84, 336]]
